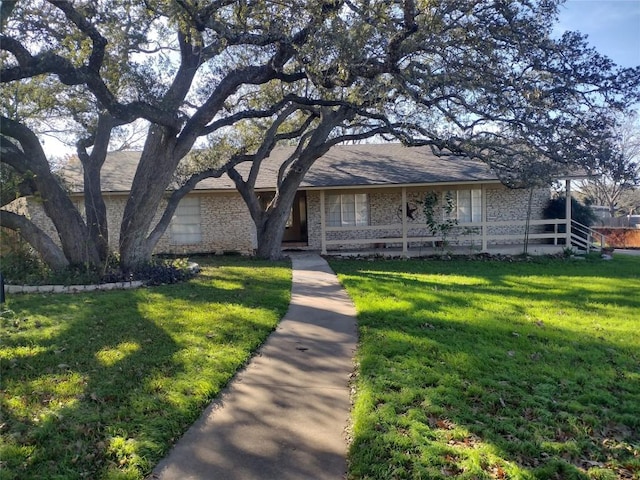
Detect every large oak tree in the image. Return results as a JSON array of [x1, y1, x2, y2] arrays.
[[1, 0, 639, 267]]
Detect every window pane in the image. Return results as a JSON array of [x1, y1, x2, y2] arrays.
[[327, 195, 341, 227], [457, 190, 471, 223], [471, 189, 482, 223], [341, 195, 356, 226], [325, 193, 369, 227], [355, 194, 368, 226], [171, 197, 202, 244], [443, 191, 455, 220]]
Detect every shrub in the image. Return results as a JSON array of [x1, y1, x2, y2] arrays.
[[543, 196, 597, 228], [2, 248, 196, 286], [99, 256, 196, 285], [0, 232, 51, 284]]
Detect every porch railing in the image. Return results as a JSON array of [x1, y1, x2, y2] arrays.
[[321, 218, 573, 253], [321, 218, 610, 255], [570, 220, 608, 253]]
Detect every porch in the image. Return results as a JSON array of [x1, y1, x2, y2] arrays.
[[315, 218, 571, 256], [310, 183, 605, 257]]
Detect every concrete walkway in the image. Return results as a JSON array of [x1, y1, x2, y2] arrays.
[[150, 253, 358, 480]]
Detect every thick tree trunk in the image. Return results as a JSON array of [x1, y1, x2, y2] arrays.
[[234, 167, 301, 260], [246, 158, 313, 260], [254, 206, 291, 260], [0, 210, 69, 270], [236, 110, 346, 260], [119, 125, 180, 270], [83, 160, 109, 261], [1, 117, 101, 267], [79, 114, 114, 262]]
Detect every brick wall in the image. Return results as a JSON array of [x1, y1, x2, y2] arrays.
[[306, 184, 550, 249], [3, 184, 551, 256], [5, 192, 256, 257], [154, 192, 256, 255]]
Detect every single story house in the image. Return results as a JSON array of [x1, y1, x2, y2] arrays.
[[8, 144, 587, 257]]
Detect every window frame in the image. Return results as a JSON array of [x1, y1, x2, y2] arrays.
[[170, 196, 203, 245], [327, 193, 369, 227], [455, 188, 482, 223]]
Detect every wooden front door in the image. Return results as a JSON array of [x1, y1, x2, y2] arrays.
[[282, 191, 308, 244]]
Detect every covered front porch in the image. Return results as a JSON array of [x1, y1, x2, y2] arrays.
[[308, 181, 601, 257]]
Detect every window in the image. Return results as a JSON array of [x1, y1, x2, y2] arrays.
[[456, 189, 482, 223], [327, 193, 369, 227], [170, 197, 202, 244]]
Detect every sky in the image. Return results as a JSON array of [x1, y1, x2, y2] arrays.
[[554, 0, 640, 69]]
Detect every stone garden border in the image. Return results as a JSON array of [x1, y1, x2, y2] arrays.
[[5, 280, 144, 295]]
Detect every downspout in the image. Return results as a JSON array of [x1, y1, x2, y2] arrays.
[[402, 187, 408, 257], [320, 190, 327, 255], [523, 187, 533, 255], [481, 184, 488, 252], [565, 179, 572, 248]]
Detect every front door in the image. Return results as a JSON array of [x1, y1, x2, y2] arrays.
[[282, 191, 308, 244]]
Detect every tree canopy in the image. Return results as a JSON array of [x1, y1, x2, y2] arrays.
[[577, 112, 640, 217], [1, 0, 639, 268]]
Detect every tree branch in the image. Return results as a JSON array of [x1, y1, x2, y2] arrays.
[[0, 210, 69, 269]]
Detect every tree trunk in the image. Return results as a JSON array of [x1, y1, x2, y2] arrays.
[[234, 164, 302, 261], [83, 166, 109, 262], [254, 205, 292, 260], [235, 110, 345, 260], [79, 114, 114, 262], [0, 117, 101, 267], [0, 210, 69, 270], [119, 124, 180, 270], [247, 155, 319, 260]]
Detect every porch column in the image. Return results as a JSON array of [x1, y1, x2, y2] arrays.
[[402, 187, 408, 256], [565, 179, 572, 247], [481, 184, 488, 251], [320, 190, 327, 255]]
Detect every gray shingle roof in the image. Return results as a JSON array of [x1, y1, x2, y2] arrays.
[[62, 144, 501, 194]]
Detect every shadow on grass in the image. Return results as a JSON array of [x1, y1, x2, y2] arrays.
[[0, 260, 291, 480], [331, 257, 640, 479]]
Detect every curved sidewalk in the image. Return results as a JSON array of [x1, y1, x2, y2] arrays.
[[150, 253, 358, 480]]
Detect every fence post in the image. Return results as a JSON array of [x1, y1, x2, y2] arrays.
[[0, 272, 5, 304]]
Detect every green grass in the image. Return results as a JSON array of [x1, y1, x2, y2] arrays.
[[330, 255, 640, 480], [0, 256, 291, 480]]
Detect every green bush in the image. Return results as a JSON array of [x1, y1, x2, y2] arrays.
[[0, 235, 51, 284], [1, 246, 195, 286], [543, 196, 597, 228]]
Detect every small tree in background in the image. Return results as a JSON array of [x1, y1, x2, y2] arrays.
[[577, 112, 640, 217]]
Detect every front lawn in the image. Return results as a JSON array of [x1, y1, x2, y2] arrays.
[[330, 255, 640, 480], [0, 256, 291, 480]]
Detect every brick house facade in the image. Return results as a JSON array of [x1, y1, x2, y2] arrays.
[[3, 144, 575, 257]]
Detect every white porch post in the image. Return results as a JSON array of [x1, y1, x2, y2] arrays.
[[320, 190, 327, 255], [402, 187, 408, 256], [565, 179, 572, 247], [481, 184, 488, 251]]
